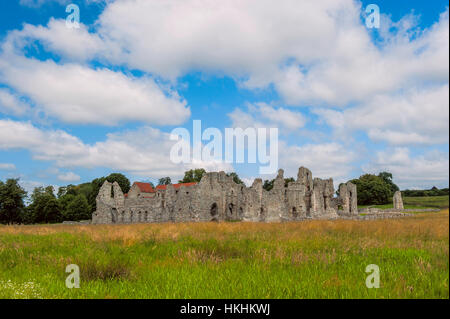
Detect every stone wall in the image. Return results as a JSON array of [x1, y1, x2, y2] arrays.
[[92, 166, 358, 224]]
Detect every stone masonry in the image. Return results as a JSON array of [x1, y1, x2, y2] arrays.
[[92, 166, 358, 224], [393, 191, 404, 210]]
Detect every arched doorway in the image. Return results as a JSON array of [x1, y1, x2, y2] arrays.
[[210, 203, 218, 221], [292, 207, 298, 218]]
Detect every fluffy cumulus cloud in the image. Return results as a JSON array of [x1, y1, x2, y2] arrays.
[[279, 141, 357, 185], [0, 20, 190, 126], [315, 84, 449, 145], [90, 0, 448, 105], [364, 147, 449, 189], [0, 88, 30, 116], [0, 119, 232, 179], [228, 102, 306, 134]]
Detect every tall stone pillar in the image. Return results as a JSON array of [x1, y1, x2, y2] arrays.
[[393, 191, 404, 210], [339, 182, 358, 216]]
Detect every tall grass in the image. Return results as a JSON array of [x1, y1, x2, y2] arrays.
[[0, 210, 448, 299]]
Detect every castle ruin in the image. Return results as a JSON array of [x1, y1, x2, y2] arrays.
[[92, 166, 358, 224]]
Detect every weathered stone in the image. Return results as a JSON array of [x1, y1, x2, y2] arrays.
[[92, 166, 356, 224], [393, 191, 404, 210], [338, 181, 358, 216]]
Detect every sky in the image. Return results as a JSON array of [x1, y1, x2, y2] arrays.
[[0, 0, 448, 194]]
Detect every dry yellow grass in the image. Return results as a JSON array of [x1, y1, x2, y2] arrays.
[[1, 210, 447, 252]]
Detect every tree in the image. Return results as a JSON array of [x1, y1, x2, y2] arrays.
[[0, 179, 27, 224], [158, 177, 172, 185], [179, 168, 206, 183], [263, 179, 274, 191], [42, 196, 62, 223], [57, 186, 67, 198], [27, 186, 62, 224], [64, 195, 90, 221], [350, 174, 391, 205], [106, 173, 131, 193], [226, 172, 244, 185], [284, 177, 295, 187], [377, 172, 399, 196], [58, 194, 76, 218]]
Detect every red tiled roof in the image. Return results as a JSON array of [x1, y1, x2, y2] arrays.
[[156, 182, 197, 190], [133, 182, 155, 193]]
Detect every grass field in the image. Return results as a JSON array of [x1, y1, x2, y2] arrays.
[[358, 195, 449, 210], [0, 209, 448, 299]]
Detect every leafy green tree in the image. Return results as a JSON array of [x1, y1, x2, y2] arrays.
[[57, 186, 67, 198], [226, 172, 244, 185], [350, 174, 391, 205], [263, 179, 274, 191], [377, 172, 399, 196], [58, 194, 76, 218], [0, 179, 27, 224], [179, 169, 206, 183], [158, 177, 172, 185], [64, 195, 90, 221], [42, 196, 62, 223], [27, 186, 62, 223]]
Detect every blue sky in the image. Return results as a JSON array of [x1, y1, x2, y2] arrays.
[[0, 0, 448, 193]]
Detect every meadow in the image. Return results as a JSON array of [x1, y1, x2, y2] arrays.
[[358, 195, 449, 210], [0, 209, 448, 299]]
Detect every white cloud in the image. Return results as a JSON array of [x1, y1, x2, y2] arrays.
[[90, 0, 448, 107], [0, 54, 190, 126], [57, 171, 81, 182], [7, 1, 448, 110], [96, 0, 355, 80], [16, 19, 107, 62], [364, 147, 449, 189], [314, 84, 449, 145], [228, 102, 306, 134], [0, 163, 16, 170], [0, 88, 30, 116], [0, 20, 191, 126], [0, 119, 232, 179], [279, 141, 357, 186]]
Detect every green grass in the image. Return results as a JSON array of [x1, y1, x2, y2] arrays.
[[404, 195, 449, 209], [359, 195, 449, 210], [0, 211, 448, 299]]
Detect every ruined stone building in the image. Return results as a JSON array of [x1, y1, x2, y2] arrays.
[[92, 166, 358, 224]]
